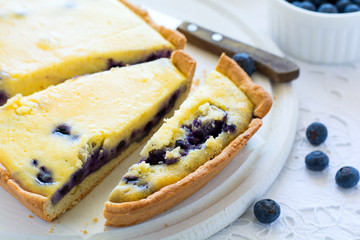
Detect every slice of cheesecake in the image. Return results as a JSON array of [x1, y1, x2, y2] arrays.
[[0, 0, 185, 104], [0, 50, 195, 222], [104, 53, 272, 227]]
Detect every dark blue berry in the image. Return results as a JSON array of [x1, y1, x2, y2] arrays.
[[165, 158, 179, 165], [0, 91, 8, 106], [123, 175, 139, 183], [335, 166, 359, 188], [232, 53, 256, 76], [144, 149, 166, 165], [36, 166, 53, 184], [309, 0, 328, 6], [293, 1, 317, 10], [53, 124, 71, 135], [292, 1, 304, 7], [336, 0, 352, 12], [306, 122, 328, 146], [318, 3, 339, 13], [223, 124, 237, 133], [32, 159, 39, 166], [344, 3, 360, 11], [254, 199, 281, 224], [305, 151, 329, 171]]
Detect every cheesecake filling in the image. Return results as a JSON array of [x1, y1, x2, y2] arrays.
[[51, 87, 184, 204], [109, 103, 243, 203]]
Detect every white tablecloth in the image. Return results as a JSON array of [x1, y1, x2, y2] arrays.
[[133, 0, 360, 239]]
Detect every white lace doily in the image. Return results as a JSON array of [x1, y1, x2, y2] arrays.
[[210, 57, 360, 240]]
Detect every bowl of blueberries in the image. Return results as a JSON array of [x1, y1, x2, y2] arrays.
[[268, 0, 360, 64]]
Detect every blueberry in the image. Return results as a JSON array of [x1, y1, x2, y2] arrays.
[[223, 124, 237, 133], [36, 166, 53, 184], [0, 91, 8, 106], [318, 3, 339, 13], [336, 0, 352, 12], [144, 149, 166, 165], [232, 53, 256, 76], [53, 124, 71, 135], [123, 175, 139, 183], [165, 158, 179, 165], [335, 166, 359, 188], [306, 122, 328, 146], [309, 0, 328, 6], [344, 3, 360, 11], [293, 1, 317, 11], [254, 199, 281, 224], [292, 1, 304, 7], [305, 151, 329, 171], [32, 159, 39, 166]]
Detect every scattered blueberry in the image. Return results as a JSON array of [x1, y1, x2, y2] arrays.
[[36, 166, 53, 184], [335, 166, 359, 188], [232, 53, 256, 76], [32, 159, 39, 166], [254, 199, 281, 224], [336, 0, 352, 12], [305, 151, 329, 171], [306, 122, 328, 146], [344, 3, 360, 11], [317, 3, 339, 12]]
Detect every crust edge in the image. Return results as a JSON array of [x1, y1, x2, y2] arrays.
[[104, 54, 273, 227], [216, 53, 273, 119], [117, 0, 186, 50]]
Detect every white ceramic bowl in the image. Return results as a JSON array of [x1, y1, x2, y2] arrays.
[[268, 0, 360, 64]]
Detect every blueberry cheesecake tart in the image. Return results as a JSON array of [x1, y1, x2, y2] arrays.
[[0, 0, 185, 105], [0, 50, 195, 222], [104, 53, 272, 227]]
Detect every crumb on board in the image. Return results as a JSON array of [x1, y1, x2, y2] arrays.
[[57, 221, 61, 224], [83, 230, 88, 234], [28, 215, 34, 218], [92, 217, 98, 223], [85, 222, 88, 226], [165, 224, 168, 228]]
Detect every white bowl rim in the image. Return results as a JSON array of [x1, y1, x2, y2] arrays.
[[275, 0, 360, 19]]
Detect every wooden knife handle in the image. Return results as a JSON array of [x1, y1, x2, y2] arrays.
[[177, 21, 299, 83]]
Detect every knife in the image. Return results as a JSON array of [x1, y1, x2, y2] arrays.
[[148, 9, 299, 83]]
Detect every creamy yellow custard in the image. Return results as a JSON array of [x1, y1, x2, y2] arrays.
[[109, 69, 254, 203], [0, 0, 177, 103]]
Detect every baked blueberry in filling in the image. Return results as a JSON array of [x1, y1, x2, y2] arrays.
[[123, 175, 139, 183], [0, 91, 8, 106], [53, 124, 72, 135], [106, 50, 172, 70], [37, 166, 53, 184], [137, 105, 237, 168], [32, 159, 39, 166], [51, 87, 184, 204]]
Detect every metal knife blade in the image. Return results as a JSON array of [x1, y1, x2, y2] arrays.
[[147, 9, 299, 83]]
